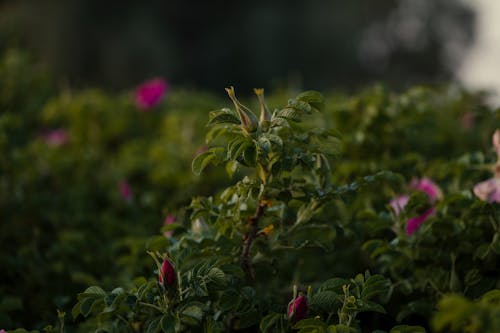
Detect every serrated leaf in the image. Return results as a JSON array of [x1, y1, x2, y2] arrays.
[[311, 291, 339, 313], [183, 305, 203, 321], [277, 108, 302, 122], [296, 91, 325, 111], [361, 275, 391, 300]]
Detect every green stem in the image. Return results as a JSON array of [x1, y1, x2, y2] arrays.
[[139, 301, 164, 313]]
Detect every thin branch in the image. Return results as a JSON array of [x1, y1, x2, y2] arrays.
[[241, 201, 266, 280]]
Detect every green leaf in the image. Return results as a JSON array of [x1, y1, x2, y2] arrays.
[[82, 286, 106, 296], [260, 312, 282, 333], [192, 151, 215, 175], [208, 109, 240, 126], [219, 289, 240, 311], [296, 91, 325, 111], [432, 295, 472, 332], [293, 318, 327, 332], [311, 291, 340, 313], [207, 267, 226, 287], [146, 317, 162, 333], [160, 314, 177, 333], [276, 108, 302, 122], [361, 275, 391, 300]]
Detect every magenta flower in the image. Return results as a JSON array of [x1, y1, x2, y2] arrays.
[[390, 177, 442, 235], [43, 129, 68, 147], [288, 295, 308, 322], [163, 215, 176, 238], [159, 257, 176, 287], [473, 177, 500, 203], [410, 177, 442, 202], [0, 329, 6, 333], [134, 78, 169, 110], [118, 180, 133, 202], [406, 208, 435, 235]]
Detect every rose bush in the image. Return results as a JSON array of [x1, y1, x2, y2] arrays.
[[1, 51, 500, 332]]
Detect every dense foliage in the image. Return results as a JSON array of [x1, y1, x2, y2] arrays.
[[1, 51, 500, 332]]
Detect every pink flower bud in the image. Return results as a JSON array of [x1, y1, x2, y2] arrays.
[[406, 208, 435, 235], [118, 180, 133, 202], [159, 258, 176, 287], [225, 86, 259, 134], [134, 78, 169, 110], [288, 295, 308, 322]]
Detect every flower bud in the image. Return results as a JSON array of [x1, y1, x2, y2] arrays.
[[159, 258, 176, 287], [288, 295, 308, 322], [254, 88, 271, 124], [225, 86, 259, 134]]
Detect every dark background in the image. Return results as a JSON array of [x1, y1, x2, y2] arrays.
[[0, 0, 475, 93]]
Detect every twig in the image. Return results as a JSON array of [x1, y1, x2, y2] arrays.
[[241, 202, 266, 280]]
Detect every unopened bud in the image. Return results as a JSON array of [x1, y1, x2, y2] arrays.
[[159, 257, 176, 287], [225, 86, 259, 134], [288, 294, 308, 322], [254, 88, 271, 124]]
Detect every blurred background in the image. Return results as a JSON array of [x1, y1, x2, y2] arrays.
[[2, 0, 495, 96]]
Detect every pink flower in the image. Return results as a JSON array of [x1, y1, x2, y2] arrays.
[[390, 177, 442, 235], [473, 177, 500, 203], [390, 195, 409, 217], [410, 178, 442, 202], [0, 329, 6, 333], [406, 208, 435, 235], [163, 215, 176, 238], [159, 257, 176, 287], [118, 180, 133, 202], [43, 129, 68, 147], [288, 295, 308, 322], [134, 78, 169, 110]]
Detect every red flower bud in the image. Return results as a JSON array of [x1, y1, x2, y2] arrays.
[[159, 258, 176, 287], [288, 295, 308, 322]]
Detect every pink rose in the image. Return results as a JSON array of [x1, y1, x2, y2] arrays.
[[406, 208, 435, 235], [288, 295, 308, 322], [118, 180, 133, 202], [43, 129, 68, 147], [473, 177, 500, 203], [134, 78, 169, 110], [410, 178, 442, 202], [390, 177, 442, 235], [390, 195, 410, 217]]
